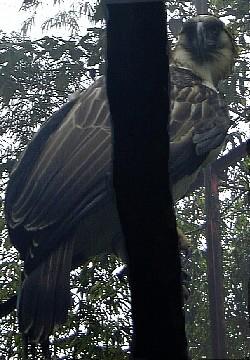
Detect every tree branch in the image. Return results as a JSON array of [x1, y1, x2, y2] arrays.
[[187, 141, 248, 194]]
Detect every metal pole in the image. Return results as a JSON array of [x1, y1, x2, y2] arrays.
[[193, 0, 227, 354], [204, 165, 227, 359]]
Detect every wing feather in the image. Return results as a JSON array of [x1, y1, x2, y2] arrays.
[[169, 65, 230, 199], [6, 77, 113, 261]]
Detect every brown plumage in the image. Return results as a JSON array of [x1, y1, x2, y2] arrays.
[[169, 65, 230, 199], [5, 15, 236, 343]]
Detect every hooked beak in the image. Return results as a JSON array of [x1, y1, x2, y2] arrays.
[[195, 22, 207, 62]]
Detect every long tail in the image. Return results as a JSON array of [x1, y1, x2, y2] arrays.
[[18, 239, 74, 343]]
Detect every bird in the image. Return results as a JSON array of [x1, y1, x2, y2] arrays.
[[4, 15, 237, 345]]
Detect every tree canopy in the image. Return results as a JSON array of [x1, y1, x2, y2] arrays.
[[0, 0, 249, 359]]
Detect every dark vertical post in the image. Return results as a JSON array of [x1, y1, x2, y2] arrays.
[[246, 139, 250, 327], [105, 1, 187, 359], [194, 0, 226, 357], [204, 165, 226, 359]]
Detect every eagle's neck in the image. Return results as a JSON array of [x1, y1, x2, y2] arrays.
[[171, 45, 234, 90], [171, 46, 217, 89]]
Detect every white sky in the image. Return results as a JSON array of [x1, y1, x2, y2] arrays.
[[0, 1, 25, 33], [0, 0, 90, 38]]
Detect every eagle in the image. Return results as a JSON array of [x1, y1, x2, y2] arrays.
[[4, 15, 237, 343]]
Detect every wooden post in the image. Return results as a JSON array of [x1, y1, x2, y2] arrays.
[[204, 165, 226, 359]]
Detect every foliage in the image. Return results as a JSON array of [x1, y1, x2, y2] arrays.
[[48, 256, 131, 359], [178, 162, 250, 359], [0, 0, 249, 359], [0, 31, 101, 183]]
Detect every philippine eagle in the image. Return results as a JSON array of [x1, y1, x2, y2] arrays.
[[4, 15, 237, 343]]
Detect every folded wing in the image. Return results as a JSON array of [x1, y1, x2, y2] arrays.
[[5, 77, 113, 271], [169, 66, 230, 200]]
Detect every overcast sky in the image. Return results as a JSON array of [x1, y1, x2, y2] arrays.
[[0, 1, 25, 33], [0, 0, 90, 38]]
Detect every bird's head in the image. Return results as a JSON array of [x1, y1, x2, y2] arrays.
[[171, 15, 238, 88]]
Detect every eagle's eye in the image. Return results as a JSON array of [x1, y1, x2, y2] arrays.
[[206, 21, 224, 38], [210, 27, 220, 37]]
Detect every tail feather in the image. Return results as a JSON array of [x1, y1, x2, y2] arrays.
[[18, 239, 74, 343], [53, 240, 73, 326], [31, 256, 59, 341]]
